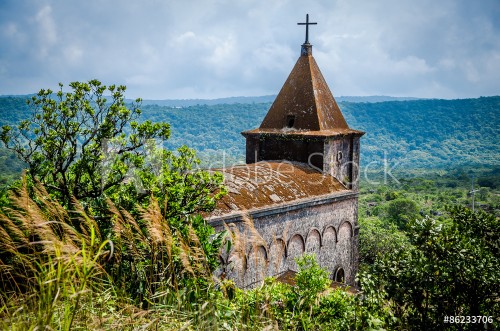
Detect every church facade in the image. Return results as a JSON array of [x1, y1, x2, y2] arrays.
[[208, 27, 364, 288]]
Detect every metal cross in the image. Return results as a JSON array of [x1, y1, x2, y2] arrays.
[[297, 14, 317, 44]]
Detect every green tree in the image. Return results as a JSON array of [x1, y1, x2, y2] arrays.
[[0, 80, 227, 218], [358, 216, 408, 266], [385, 198, 419, 229], [294, 253, 330, 305], [294, 254, 359, 330], [370, 206, 500, 330], [0, 80, 228, 300], [0, 80, 170, 206]]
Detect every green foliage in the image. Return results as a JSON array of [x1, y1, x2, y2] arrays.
[[312, 290, 355, 330], [0, 178, 234, 330], [343, 97, 500, 169], [0, 80, 170, 207], [357, 172, 499, 329], [0, 179, 113, 329], [368, 207, 500, 330], [384, 190, 400, 201], [1, 95, 499, 174], [0, 80, 227, 291], [362, 170, 499, 218], [477, 168, 500, 189], [154, 146, 227, 224], [1, 88, 499, 329], [233, 254, 392, 330], [385, 198, 419, 229], [0, 81, 234, 329], [0, 148, 24, 187], [355, 271, 394, 330], [143, 96, 500, 170], [233, 255, 333, 329], [359, 217, 409, 266], [2, 177, 406, 330], [294, 253, 330, 307]]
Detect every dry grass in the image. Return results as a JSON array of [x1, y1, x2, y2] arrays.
[[0, 177, 275, 330]]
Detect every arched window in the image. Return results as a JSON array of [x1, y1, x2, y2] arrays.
[[334, 268, 345, 283], [287, 234, 305, 271]]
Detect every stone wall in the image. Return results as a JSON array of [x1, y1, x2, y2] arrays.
[[323, 134, 361, 190], [211, 193, 359, 288]]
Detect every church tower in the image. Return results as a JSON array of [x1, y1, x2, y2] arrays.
[[210, 16, 365, 288], [242, 15, 364, 190]]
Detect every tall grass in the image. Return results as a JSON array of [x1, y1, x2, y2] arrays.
[[0, 177, 274, 330], [0, 177, 113, 329]]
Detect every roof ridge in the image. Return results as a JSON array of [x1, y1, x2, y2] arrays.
[[308, 55, 322, 130]]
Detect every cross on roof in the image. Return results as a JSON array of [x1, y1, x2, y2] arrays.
[[297, 14, 317, 44]]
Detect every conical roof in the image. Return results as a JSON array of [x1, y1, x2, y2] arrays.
[[260, 44, 349, 131], [243, 44, 363, 138]]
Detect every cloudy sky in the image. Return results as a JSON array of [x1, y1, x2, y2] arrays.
[[0, 0, 499, 99]]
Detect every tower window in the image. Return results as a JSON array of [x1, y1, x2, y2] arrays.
[[337, 151, 343, 161], [287, 115, 295, 128]]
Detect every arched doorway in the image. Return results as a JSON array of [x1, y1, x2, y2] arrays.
[[334, 268, 345, 283]]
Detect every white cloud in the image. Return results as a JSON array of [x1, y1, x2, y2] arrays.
[[33, 5, 57, 58], [0, 0, 498, 99], [463, 61, 480, 83], [205, 35, 239, 74], [176, 31, 196, 44], [63, 45, 83, 64]]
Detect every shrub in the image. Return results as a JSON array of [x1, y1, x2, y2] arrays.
[[385, 198, 419, 229]]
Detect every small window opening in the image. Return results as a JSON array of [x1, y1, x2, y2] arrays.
[[287, 115, 295, 128], [334, 268, 345, 283], [337, 151, 343, 161]]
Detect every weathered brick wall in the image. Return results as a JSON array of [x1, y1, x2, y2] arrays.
[[212, 194, 359, 288]]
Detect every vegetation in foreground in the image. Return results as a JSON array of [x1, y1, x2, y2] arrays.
[[0, 80, 498, 330], [1, 177, 497, 330]]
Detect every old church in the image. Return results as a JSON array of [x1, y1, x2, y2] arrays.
[[208, 16, 364, 288]]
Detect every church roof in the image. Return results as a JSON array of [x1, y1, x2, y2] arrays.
[[208, 161, 349, 218], [243, 43, 361, 137]]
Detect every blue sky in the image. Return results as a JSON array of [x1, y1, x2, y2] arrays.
[[0, 0, 499, 99]]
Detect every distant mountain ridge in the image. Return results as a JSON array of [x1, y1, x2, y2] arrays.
[[0, 95, 498, 174], [337, 96, 423, 103], [133, 95, 423, 106], [0, 94, 423, 106], [136, 95, 277, 106], [133, 96, 499, 170]]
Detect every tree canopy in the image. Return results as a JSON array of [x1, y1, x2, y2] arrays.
[[1, 80, 170, 206], [365, 206, 500, 330], [0, 80, 227, 236]]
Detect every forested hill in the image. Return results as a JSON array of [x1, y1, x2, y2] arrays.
[[0, 95, 498, 172], [131, 95, 421, 107], [138, 96, 499, 169], [342, 97, 499, 169]]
